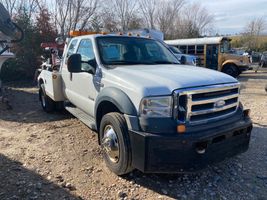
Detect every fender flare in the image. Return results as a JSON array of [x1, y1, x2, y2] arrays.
[[222, 60, 239, 67], [94, 87, 137, 118]]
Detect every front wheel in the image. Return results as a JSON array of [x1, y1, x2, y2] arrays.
[[100, 112, 133, 175], [222, 65, 239, 78], [39, 84, 55, 112]]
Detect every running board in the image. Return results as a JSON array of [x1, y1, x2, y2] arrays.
[[65, 105, 96, 130]]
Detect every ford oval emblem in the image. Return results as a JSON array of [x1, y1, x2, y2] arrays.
[[214, 100, 226, 108]]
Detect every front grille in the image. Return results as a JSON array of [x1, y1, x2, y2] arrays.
[[174, 83, 240, 124]]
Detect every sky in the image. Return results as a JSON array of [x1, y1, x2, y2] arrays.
[[189, 0, 267, 35]]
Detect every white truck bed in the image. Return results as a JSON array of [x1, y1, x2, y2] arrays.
[[40, 70, 65, 101]]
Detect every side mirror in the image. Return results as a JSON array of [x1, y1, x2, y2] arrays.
[[67, 54, 82, 73], [55, 37, 64, 45]]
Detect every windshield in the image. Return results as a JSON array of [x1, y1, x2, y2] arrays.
[[221, 40, 231, 53], [169, 46, 182, 54], [97, 36, 179, 65]]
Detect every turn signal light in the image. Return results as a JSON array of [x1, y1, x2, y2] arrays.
[[177, 125, 186, 134]]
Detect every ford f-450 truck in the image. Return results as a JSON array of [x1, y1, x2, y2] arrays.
[[38, 32, 253, 175]]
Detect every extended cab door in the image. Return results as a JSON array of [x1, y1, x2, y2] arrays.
[[61, 38, 99, 117]]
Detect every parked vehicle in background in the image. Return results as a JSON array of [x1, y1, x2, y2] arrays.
[[260, 52, 267, 68], [255, 52, 267, 73], [165, 37, 251, 77], [168, 45, 198, 66], [251, 52, 261, 63]]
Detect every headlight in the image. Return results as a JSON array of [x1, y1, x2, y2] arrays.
[[139, 96, 173, 117]]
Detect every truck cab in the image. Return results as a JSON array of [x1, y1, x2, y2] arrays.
[[38, 33, 252, 175]]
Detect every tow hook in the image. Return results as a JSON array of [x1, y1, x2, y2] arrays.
[[196, 141, 208, 154]]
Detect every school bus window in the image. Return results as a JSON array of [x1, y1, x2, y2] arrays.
[[179, 46, 187, 54], [188, 45, 195, 54], [221, 40, 231, 53], [197, 45, 204, 54]]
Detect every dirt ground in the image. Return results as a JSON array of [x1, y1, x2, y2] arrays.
[[0, 70, 267, 200]]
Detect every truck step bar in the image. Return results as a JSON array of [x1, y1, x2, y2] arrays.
[[65, 105, 96, 130]]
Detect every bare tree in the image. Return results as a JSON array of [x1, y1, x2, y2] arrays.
[[181, 3, 214, 38], [50, 0, 98, 36], [156, 0, 184, 39], [50, 0, 71, 35], [0, 0, 40, 18], [138, 0, 157, 29], [75, 0, 98, 30], [111, 0, 138, 31], [16, 0, 39, 19], [0, 0, 17, 17], [243, 16, 266, 50]]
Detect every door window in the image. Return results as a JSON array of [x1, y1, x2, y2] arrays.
[[66, 39, 78, 58], [65, 39, 78, 65], [77, 39, 96, 72], [188, 45, 196, 54], [196, 45, 204, 54]]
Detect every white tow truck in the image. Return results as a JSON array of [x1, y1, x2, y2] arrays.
[[38, 31, 253, 175]]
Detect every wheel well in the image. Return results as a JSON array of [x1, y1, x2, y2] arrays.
[[222, 63, 238, 72], [96, 101, 121, 131], [39, 79, 44, 85]]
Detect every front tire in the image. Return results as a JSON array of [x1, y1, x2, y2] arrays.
[[222, 64, 239, 78], [100, 112, 133, 175], [39, 84, 55, 112]]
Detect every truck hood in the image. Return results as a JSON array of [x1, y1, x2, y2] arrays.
[[105, 64, 238, 96]]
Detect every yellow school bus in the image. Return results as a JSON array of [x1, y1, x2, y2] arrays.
[[165, 37, 250, 77]]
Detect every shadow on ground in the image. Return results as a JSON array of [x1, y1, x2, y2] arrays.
[[0, 154, 81, 200], [0, 84, 72, 123], [238, 71, 267, 81]]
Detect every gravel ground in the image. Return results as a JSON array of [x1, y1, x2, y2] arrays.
[[0, 70, 266, 200]]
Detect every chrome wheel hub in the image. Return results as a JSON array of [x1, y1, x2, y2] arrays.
[[102, 125, 119, 163]]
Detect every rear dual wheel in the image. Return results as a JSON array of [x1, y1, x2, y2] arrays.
[[39, 83, 55, 112], [39, 83, 64, 112]]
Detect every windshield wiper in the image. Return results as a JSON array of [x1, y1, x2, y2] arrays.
[[105, 60, 179, 65], [153, 61, 179, 64], [106, 60, 142, 65]]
